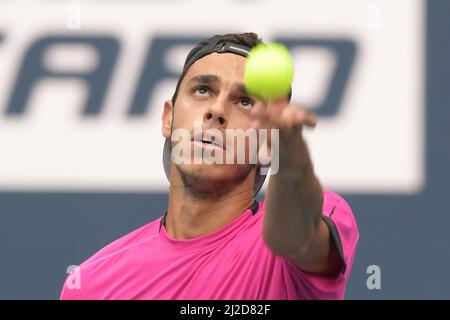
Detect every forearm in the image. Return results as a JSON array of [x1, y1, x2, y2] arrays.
[[262, 133, 324, 258]]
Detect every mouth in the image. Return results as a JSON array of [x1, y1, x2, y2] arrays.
[[192, 131, 225, 150]]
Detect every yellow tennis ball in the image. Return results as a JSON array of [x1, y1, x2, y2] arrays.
[[244, 42, 294, 102]]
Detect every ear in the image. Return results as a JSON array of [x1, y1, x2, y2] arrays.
[[162, 100, 173, 139]]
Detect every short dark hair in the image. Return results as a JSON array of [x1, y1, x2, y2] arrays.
[[171, 32, 264, 105]]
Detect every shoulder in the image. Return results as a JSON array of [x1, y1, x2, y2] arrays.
[[321, 190, 358, 237], [59, 216, 162, 299], [323, 190, 353, 212], [83, 217, 161, 268]]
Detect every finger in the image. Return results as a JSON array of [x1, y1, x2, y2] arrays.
[[280, 107, 303, 130], [284, 107, 317, 128], [265, 96, 289, 115], [298, 109, 317, 128], [250, 103, 266, 119], [276, 106, 317, 131], [267, 97, 290, 109]]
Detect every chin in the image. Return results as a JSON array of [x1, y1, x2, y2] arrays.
[[178, 162, 238, 180]]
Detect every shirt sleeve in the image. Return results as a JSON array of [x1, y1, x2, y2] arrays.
[[282, 190, 359, 299]]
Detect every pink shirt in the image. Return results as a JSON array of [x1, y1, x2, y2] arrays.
[[60, 190, 358, 300]]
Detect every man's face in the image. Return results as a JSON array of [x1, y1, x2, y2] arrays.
[[162, 52, 266, 194]]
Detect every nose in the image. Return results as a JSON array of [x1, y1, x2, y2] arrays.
[[203, 98, 228, 127]]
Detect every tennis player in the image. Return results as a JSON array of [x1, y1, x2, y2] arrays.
[[60, 33, 359, 300]]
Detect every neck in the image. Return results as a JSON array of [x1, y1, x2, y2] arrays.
[[164, 167, 256, 240]]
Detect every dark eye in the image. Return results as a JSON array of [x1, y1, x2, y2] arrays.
[[193, 86, 210, 96], [239, 98, 254, 110]]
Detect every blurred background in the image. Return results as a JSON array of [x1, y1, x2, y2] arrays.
[[0, 0, 449, 299]]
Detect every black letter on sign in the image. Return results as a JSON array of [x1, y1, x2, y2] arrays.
[[5, 35, 119, 116], [128, 36, 203, 116]]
